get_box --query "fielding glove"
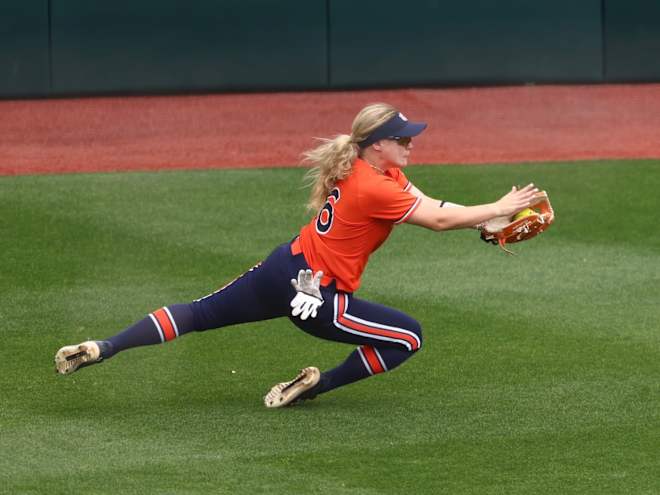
[290,269,324,320]
[480,191,555,254]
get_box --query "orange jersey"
[297,158,421,292]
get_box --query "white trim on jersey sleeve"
[394,196,422,224]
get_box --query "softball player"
[54,103,538,408]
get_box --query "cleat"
[54,341,103,375]
[264,367,321,408]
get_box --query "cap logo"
[398,112,408,121]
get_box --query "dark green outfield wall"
[330,0,602,86]
[2,0,660,97]
[605,0,660,81]
[50,0,327,94]
[0,1,50,97]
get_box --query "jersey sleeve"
[388,168,412,191]
[359,175,421,224]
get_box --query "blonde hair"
[303,103,399,211]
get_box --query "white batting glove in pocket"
[290,269,324,320]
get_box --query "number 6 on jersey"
[315,188,340,235]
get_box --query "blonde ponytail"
[303,134,357,211]
[303,103,399,211]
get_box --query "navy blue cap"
[358,112,427,149]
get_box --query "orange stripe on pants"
[361,346,385,374]
[337,295,419,351]
[153,308,177,341]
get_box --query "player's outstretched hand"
[290,269,324,320]
[493,184,539,218]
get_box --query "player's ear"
[372,140,384,151]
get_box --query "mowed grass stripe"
[1,160,658,494]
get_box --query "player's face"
[380,137,413,168]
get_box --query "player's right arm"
[405,184,538,231]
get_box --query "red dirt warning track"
[1,84,659,175]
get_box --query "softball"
[514,208,536,221]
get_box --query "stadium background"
[1,1,659,494]
[3,0,660,97]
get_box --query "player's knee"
[408,318,423,352]
[414,332,423,352]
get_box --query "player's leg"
[303,293,423,397]
[53,303,196,375]
[55,243,294,375]
[265,291,422,406]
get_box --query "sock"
[315,345,415,395]
[102,304,195,358]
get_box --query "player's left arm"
[407,183,475,223]
[405,184,538,232]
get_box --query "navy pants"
[107,240,423,392]
[191,241,423,376]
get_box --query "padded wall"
[605,0,660,81]
[329,0,603,87]
[3,1,660,98]
[0,1,50,97]
[50,0,327,94]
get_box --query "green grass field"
[2,160,659,494]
